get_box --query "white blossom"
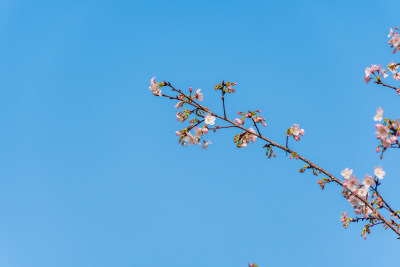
[204,113,216,125]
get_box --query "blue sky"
[1,0,400,266]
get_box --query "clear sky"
[1,0,400,266]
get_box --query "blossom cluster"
[340,166,386,233]
[233,127,257,148]
[364,64,387,84]
[175,112,216,149]
[364,28,400,95]
[388,27,400,53]
[214,81,237,93]
[373,107,400,156]
[235,110,267,127]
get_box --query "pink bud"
[246,113,251,118]
[262,123,267,127]
[376,147,380,153]
[202,128,209,134]
[294,136,300,141]
[189,87,193,92]
[257,109,261,113]
[299,129,305,136]
[176,131,181,136]
[237,111,241,115]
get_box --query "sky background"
[1,0,400,266]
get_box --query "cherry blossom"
[194,89,203,102]
[341,168,353,179]
[202,141,211,149]
[347,175,360,191]
[393,73,400,81]
[390,33,400,47]
[341,212,348,223]
[382,137,392,148]
[374,166,386,180]
[174,101,183,109]
[248,127,257,143]
[388,28,394,38]
[380,69,388,78]
[149,77,162,96]
[362,174,375,188]
[194,126,203,138]
[234,118,243,126]
[176,112,185,123]
[184,132,200,145]
[365,67,373,77]
[388,62,398,73]
[288,124,305,141]
[375,124,389,139]
[357,186,368,198]
[348,196,358,207]
[204,113,216,125]
[373,107,384,122]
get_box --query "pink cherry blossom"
[174,101,183,109]
[371,64,382,72]
[393,73,400,81]
[348,196,358,207]
[391,33,400,47]
[363,174,375,188]
[374,166,385,180]
[194,89,203,102]
[202,141,212,149]
[184,132,200,145]
[382,138,391,148]
[149,77,162,96]
[347,175,360,191]
[388,62,399,73]
[380,69,388,78]
[341,168,353,179]
[365,67,373,77]
[388,28,394,38]
[341,212,348,223]
[204,113,216,125]
[194,127,203,138]
[176,112,184,123]
[202,127,209,134]
[357,186,368,198]
[248,127,257,143]
[375,124,389,139]
[289,124,305,141]
[234,118,243,126]
[354,208,362,215]
[373,107,383,122]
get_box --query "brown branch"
[160,84,400,238]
